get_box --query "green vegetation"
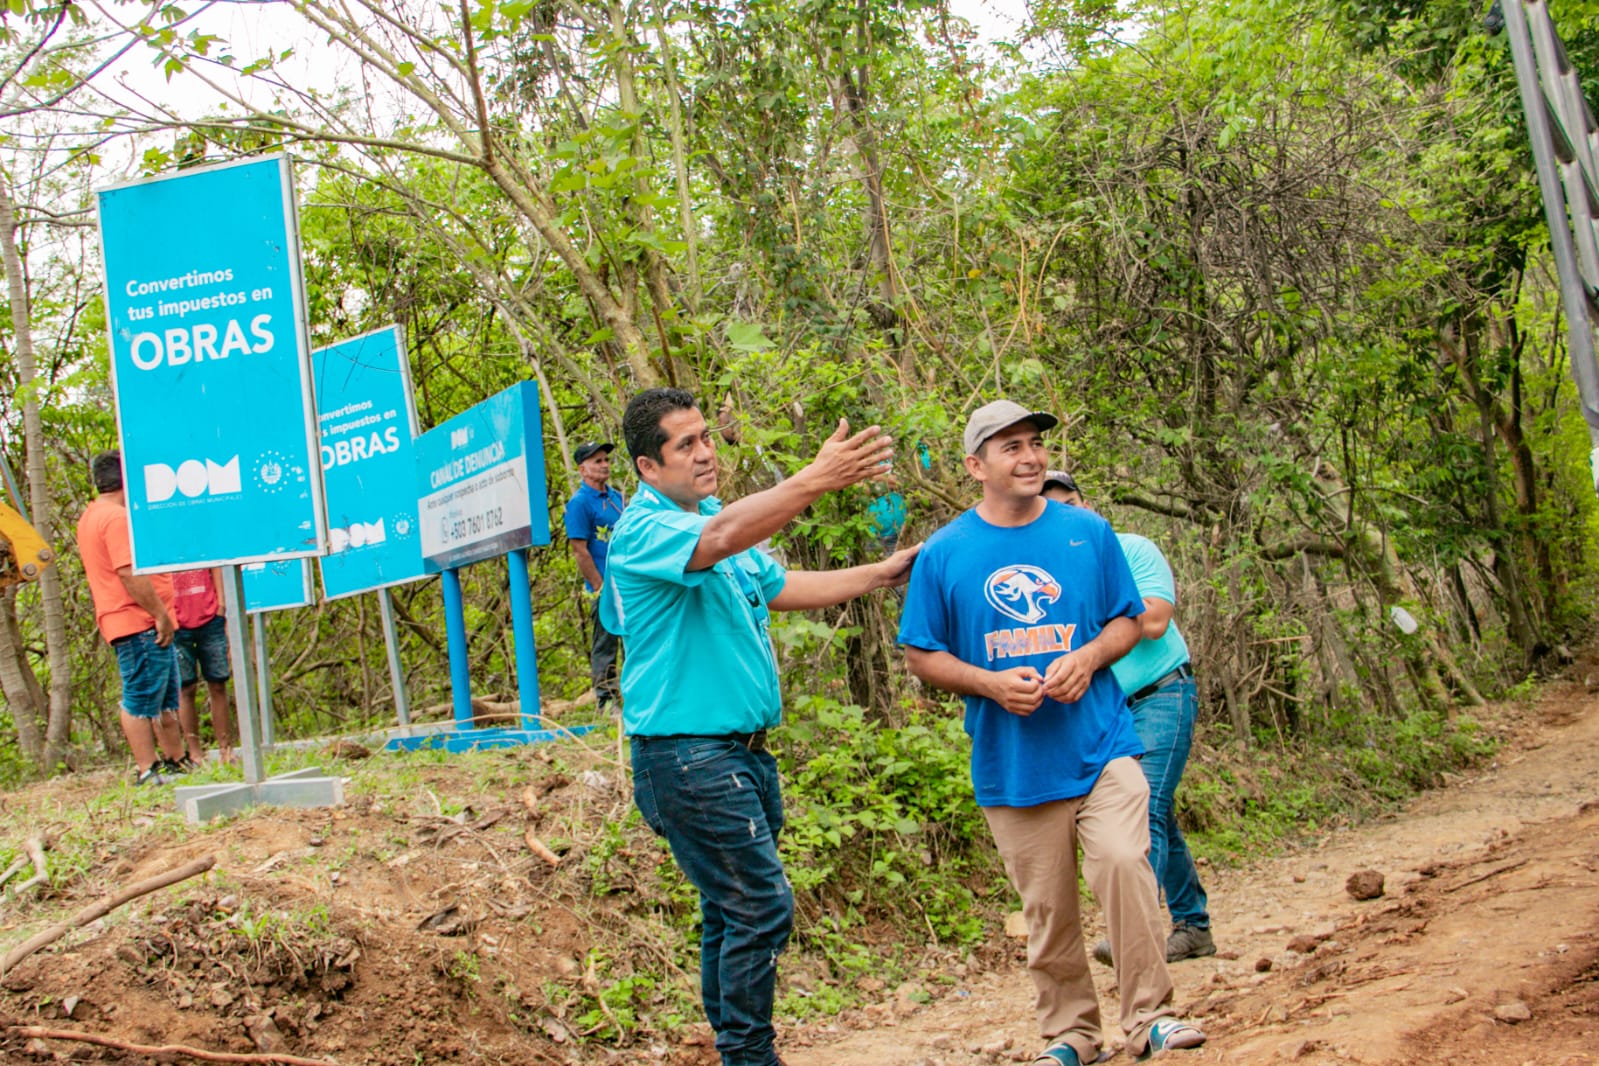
[0,0,1592,1052]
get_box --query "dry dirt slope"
[781,680,1599,1066]
[0,679,1593,1065]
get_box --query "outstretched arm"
[687,419,893,571]
[770,544,920,611]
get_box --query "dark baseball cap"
[573,441,615,464]
[1042,470,1079,494]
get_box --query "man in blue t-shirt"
[1043,472,1216,969]
[563,440,627,710]
[898,401,1206,1066]
[601,387,919,1066]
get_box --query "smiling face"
[965,420,1049,504]
[636,407,718,510]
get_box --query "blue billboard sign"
[242,558,313,613]
[314,327,425,600]
[414,381,549,573]
[96,155,324,573]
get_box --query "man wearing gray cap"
[898,401,1205,1064]
[563,440,626,710]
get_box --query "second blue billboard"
[314,326,427,599]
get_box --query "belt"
[634,730,768,753]
[1129,662,1193,703]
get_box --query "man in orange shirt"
[77,450,188,785]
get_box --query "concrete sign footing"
[175,766,345,824]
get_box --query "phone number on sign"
[441,506,504,544]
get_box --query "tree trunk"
[1439,323,1540,660]
[0,587,45,762]
[0,178,72,773]
[831,14,904,372]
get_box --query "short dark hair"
[91,450,123,493]
[622,388,698,471]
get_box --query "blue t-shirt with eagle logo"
[898,501,1145,807]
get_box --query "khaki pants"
[983,756,1175,1061]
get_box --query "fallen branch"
[1444,859,1528,894]
[0,853,216,976]
[8,1025,339,1065]
[0,834,48,893]
[10,836,49,897]
[523,829,561,867]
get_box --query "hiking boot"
[1136,1018,1206,1059]
[1091,939,1114,967]
[135,766,173,787]
[1166,923,1216,962]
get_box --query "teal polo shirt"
[598,483,788,736]
[1109,532,1191,695]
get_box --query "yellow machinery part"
[0,499,53,590]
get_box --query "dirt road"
[782,678,1599,1066]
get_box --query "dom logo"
[984,564,1062,624]
[329,519,386,553]
[144,457,241,502]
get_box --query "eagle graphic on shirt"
[982,564,1076,662]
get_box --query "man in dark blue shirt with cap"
[563,440,627,710]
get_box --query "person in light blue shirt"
[562,440,626,709]
[601,387,918,1066]
[899,401,1206,1066]
[1042,471,1216,968]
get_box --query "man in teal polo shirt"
[601,387,918,1066]
[1042,472,1216,968]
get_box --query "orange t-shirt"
[76,495,174,643]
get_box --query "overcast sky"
[100,0,1034,120]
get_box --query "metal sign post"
[172,566,344,822]
[238,557,312,751]
[222,566,263,785]
[378,588,412,730]
[1501,0,1599,488]
[251,612,274,749]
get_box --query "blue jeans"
[631,736,793,1066]
[1130,677,1209,929]
[174,615,231,686]
[112,628,182,719]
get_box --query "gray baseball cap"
[963,400,1059,456]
